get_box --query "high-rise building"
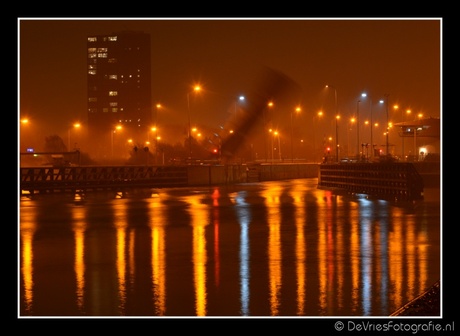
[87,31,151,160]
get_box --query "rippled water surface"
[19,178,441,317]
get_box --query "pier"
[317,162,426,202]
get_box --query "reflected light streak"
[113,201,128,314]
[128,229,136,290]
[325,195,336,315]
[234,191,251,316]
[20,206,37,315]
[72,206,87,313]
[149,193,167,315]
[262,186,282,316]
[318,191,331,314]
[290,183,306,315]
[335,196,344,310]
[212,188,221,289]
[389,209,403,309]
[406,218,416,301]
[350,203,360,314]
[185,194,209,316]
[417,223,429,302]
[377,207,389,315]
[358,198,373,316]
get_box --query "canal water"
[18,178,441,317]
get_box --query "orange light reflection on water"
[262,185,282,316]
[185,194,209,316]
[20,200,37,315]
[148,193,167,315]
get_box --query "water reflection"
[19,179,440,317]
[233,190,251,316]
[20,198,36,314]
[113,200,128,314]
[148,193,167,315]
[184,193,209,316]
[71,205,87,313]
[290,182,306,315]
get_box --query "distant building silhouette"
[87,31,151,160]
[394,117,440,161]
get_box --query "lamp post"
[265,102,274,162]
[360,93,371,157]
[326,85,338,162]
[68,123,81,151]
[401,108,411,161]
[234,95,245,115]
[414,113,423,161]
[290,106,301,162]
[269,129,274,163]
[187,85,201,159]
[111,125,122,158]
[274,131,281,160]
[20,118,29,152]
[384,94,390,157]
[360,93,384,159]
[335,114,340,160]
[313,111,323,162]
[357,100,361,160]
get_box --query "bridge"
[20,163,320,195]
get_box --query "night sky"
[18,17,441,152]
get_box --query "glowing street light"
[265,101,274,162]
[290,106,301,162]
[68,123,81,151]
[274,130,281,161]
[111,124,122,158]
[187,85,201,159]
[326,85,338,162]
[312,111,323,161]
[234,95,245,115]
[360,93,384,159]
[384,94,390,157]
[357,99,361,159]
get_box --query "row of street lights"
[22,82,411,163]
[324,86,391,161]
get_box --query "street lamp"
[396,106,411,161]
[348,117,356,158]
[326,85,338,162]
[265,101,274,162]
[313,111,323,161]
[274,130,281,161]
[20,118,29,152]
[187,85,201,159]
[68,123,81,151]
[234,95,245,115]
[111,124,122,158]
[290,106,301,162]
[150,126,159,164]
[414,113,423,161]
[360,93,384,159]
[269,129,274,163]
[384,94,390,157]
[357,100,361,160]
[154,103,161,125]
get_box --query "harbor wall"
[187,163,320,186]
